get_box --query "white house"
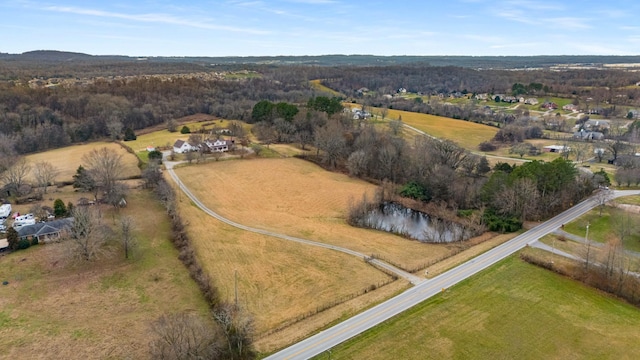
[205,139,232,152]
[173,139,196,154]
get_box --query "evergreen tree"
[53,199,67,218]
[6,228,19,250]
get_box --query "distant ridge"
[3,50,130,62]
[1,50,640,69]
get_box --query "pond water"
[362,202,466,243]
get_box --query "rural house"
[173,139,196,153]
[524,98,539,105]
[574,129,604,140]
[204,138,233,152]
[17,218,74,243]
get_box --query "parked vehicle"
[0,203,11,221]
[12,219,36,229]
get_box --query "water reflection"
[362,202,466,243]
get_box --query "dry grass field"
[172,194,394,338]
[24,142,140,183]
[309,79,343,97]
[385,109,498,150]
[0,189,210,359]
[174,158,458,270]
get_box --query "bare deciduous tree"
[0,157,31,196]
[82,147,124,199]
[149,312,224,360]
[106,119,123,140]
[119,216,137,259]
[214,304,255,360]
[66,206,110,261]
[105,182,129,210]
[594,189,614,216]
[33,161,58,194]
[388,118,403,136]
[314,121,347,168]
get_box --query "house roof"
[173,139,185,148]
[17,218,74,239]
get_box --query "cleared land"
[0,189,210,359]
[24,142,140,183]
[174,157,460,270]
[309,80,343,97]
[316,254,640,359]
[172,193,394,339]
[377,107,497,150]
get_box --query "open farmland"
[173,158,461,270]
[24,142,140,183]
[383,109,498,150]
[172,194,395,344]
[317,254,640,360]
[0,189,210,359]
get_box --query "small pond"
[362,202,468,243]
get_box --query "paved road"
[265,190,640,360]
[165,164,423,285]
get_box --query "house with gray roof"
[17,218,73,243]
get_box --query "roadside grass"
[315,254,640,360]
[539,234,640,272]
[384,108,498,150]
[562,206,640,252]
[174,158,460,270]
[310,80,343,97]
[24,142,140,183]
[171,190,392,338]
[616,195,640,206]
[0,189,210,359]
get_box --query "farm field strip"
[166,164,422,284]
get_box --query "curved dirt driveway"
[165,162,422,285]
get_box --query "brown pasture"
[24,142,140,183]
[0,189,210,359]
[173,196,393,337]
[174,158,458,271]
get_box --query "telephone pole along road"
[265,190,640,360]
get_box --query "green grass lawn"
[616,195,640,206]
[314,255,640,360]
[562,207,640,252]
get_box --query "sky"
[1,0,639,57]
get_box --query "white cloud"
[43,5,270,35]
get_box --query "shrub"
[124,127,137,141]
[148,150,163,162]
[483,209,522,232]
[31,236,39,246]
[16,239,31,250]
[478,141,497,152]
[180,126,191,134]
[400,181,431,202]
